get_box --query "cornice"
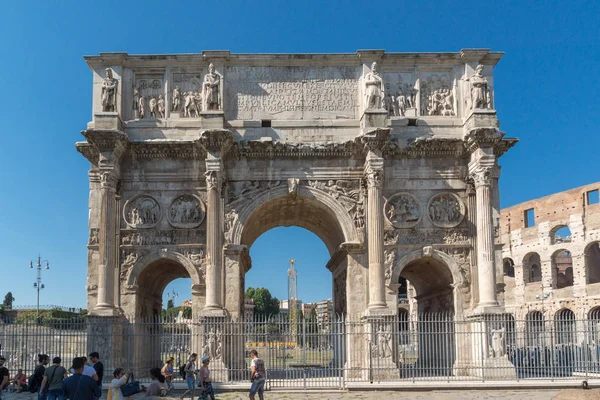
[76,142,100,165]
[230,140,362,159]
[128,140,206,160]
[493,138,519,158]
[384,138,467,159]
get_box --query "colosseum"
[500,182,600,323]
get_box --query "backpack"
[179,365,186,378]
[28,373,39,393]
[158,383,168,397]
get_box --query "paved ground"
[4,388,600,400]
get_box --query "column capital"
[100,170,119,190]
[471,168,493,188]
[205,170,224,192]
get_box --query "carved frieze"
[439,247,471,294]
[382,73,417,117]
[427,193,466,228]
[120,250,143,281]
[167,194,206,228]
[227,180,281,205]
[89,229,99,246]
[171,72,202,117]
[420,73,454,116]
[120,229,206,246]
[223,209,238,243]
[384,228,469,246]
[231,140,360,159]
[134,75,164,119]
[333,274,347,315]
[182,249,206,280]
[385,192,422,229]
[226,66,358,120]
[123,195,161,228]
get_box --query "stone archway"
[225,183,363,318]
[123,248,206,321]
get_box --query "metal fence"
[2,312,600,388]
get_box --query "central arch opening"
[238,192,352,385]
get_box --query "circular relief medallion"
[384,192,422,228]
[124,195,161,228]
[168,194,206,228]
[427,192,465,228]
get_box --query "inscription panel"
[225,66,359,120]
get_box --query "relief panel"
[123,195,161,229]
[420,71,455,116]
[427,192,466,228]
[225,66,359,120]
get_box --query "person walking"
[249,350,265,400]
[179,353,197,400]
[40,357,67,400]
[198,356,214,400]
[32,354,50,400]
[62,358,100,400]
[69,356,98,383]
[161,357,175,393]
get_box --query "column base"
[364,306,394,317]
[92,304,122,317]
[200,111,225,129]
[200,306,227,317]
[470,303,503,316]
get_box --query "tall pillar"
[472,166,500,311]
[81,129,128,317]
[199,130,232,316]
[365,154,387,311]
[95,170,119,312]
[466,180,479,306]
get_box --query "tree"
[245,287,280,317]
[167,299,174,309]
[3,292,15,309]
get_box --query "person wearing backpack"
[249,350,266,400]
[179,353,197,400]
[40,357,67,400]
[30,354,49,399]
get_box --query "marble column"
[472,167,500,310]
[204,169,224,313]
[365,153,386,311]
[466,180,479,305]
[95,170,119,314]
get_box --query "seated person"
[11,369,27,392]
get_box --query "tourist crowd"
[0,350,266,400]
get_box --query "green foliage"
[162,306,192,321]
[245,287,280,316]
[167,299,174,309]
[3,292,15,309]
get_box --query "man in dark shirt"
[62,358,100,400]
[0,356,9,397]
[89,352,103,388]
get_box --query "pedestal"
[480,356,517,380]
[360,109,388,131]
[404,107,417,118]
[87,316,127,376]
[200,111,225,129]
[93,112,122,130]
[362,316,399,381]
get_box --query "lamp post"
[29,256,50,321]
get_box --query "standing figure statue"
[149,96,158,119]
[172,86,181,111]
[138,95,146,119]
[202,63,221,111]
[101,68,118,112]
[364,62,384,109]
[466,64,491,110]
[157,95,165,118]
[490,327,505,358]
[133,88,139,117]
[377,326,392,358]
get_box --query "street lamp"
[29,256,50,321]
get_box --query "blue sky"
[0,0,598,309]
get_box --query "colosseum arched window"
[523,253,542,284]
[552,249,573,289]
[554,308,575,344]
[586,242,600,284]
[550,225,572,245]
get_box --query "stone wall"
[500,182,600,319]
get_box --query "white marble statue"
[101,68,118,112]
[203,63,221,111]
[149,96,158,119]
[172,86,181,111]
[490,327,505,358]
[466,64,491,110]
[157,95,165,118]
[364,62,384,110]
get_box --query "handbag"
[120,373,141,397]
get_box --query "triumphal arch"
[77,49,517,380]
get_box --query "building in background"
[316,299,332,330]
[244,298,255,322]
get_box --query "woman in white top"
[108,368,132,400]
